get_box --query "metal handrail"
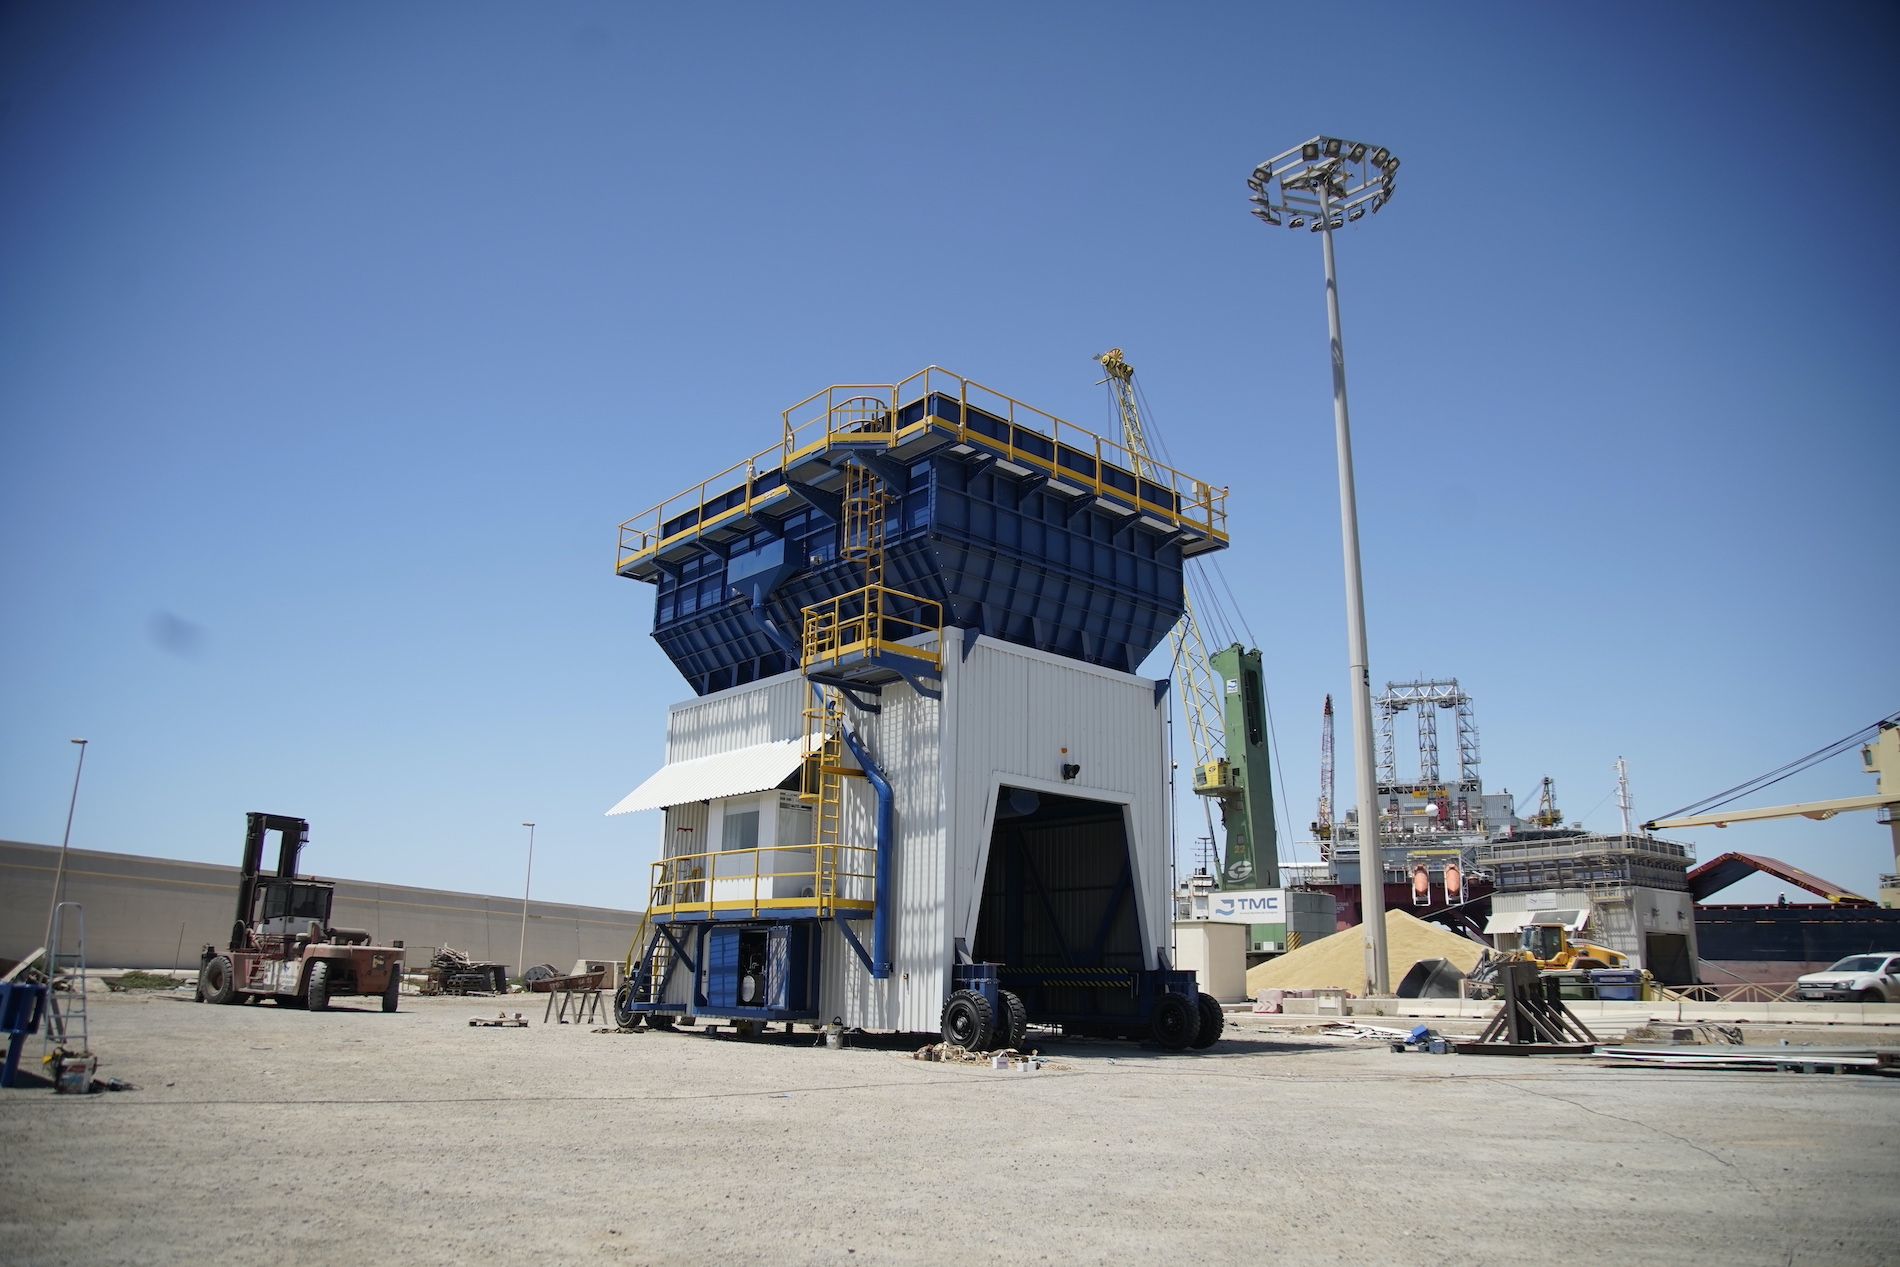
[615,366,1228,572]
[801,584,943,669]
[648,843,876,918]
[1652,981,1804,1004]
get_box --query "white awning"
[605,738,808,816]
[1484,906,1591,936]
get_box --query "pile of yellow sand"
[1245,909,1485,997]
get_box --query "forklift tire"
[199,956,237,1006]
[382,971,401,1014]
[1190,993,1224,1049]
[647,1013,677,1031]
[940,989,994,1050]
[306,961,332,1012]
[1150,992,1202,1050]
[996,989,1028,1050]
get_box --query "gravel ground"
[2,990,1897,1266]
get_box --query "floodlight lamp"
[1347,142,1367,162]
[1247,173,1267,194]
[1290,216,1306,228]
[1348,207,1365,221]
[1301,141,1320,161]
[1385,156,1402,174]
[1252,163,1273,185]
[1322,137,1342,158]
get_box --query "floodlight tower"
[1247,135,1400,994]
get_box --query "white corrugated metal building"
[612,633,1170,1033]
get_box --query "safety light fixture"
[1243,134,1402,997]
[1241,135,1398,233]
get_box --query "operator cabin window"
[722,808,760,853]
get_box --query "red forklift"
[196,813,405,1012]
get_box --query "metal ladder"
[42,902,89,1063]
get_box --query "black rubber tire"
[940,989,994,1050]
[647,1013,677,1031]
[382,970,401,1014]
[996,989,1028,1051]
[198,956,237,1006]
[612,983,641,1030]
[1860,989,1884,1004]
[1190,992,1224,1050]
[306,960,332,1012]
[1150,991,1202,1050]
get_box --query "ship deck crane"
[1097,348,1277,890]
[1644,718,1900,906]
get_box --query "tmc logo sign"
[1211,891,1283,920]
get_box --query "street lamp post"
[516,821,537,983]
[1247,135,1400,994]
[42,738,89,962]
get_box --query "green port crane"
[1097,348,1278,890]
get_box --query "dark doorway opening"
[973,788,1143,979]
[1644,932,1695,985]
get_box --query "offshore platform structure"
[607,368,1231,1049]
[1376,678,1481,835]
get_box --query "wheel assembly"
[198,956,237,1006]
[1190,992,1224,1049]
[305,960,331,1012]
[940,989,994,1050]
[1149,991,1202,1050]
[612,983,641,1030]
[996,989,1028,1050]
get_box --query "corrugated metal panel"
[665,671,809,761]
[605,738,805,815]
[640,634,1166,1035]
[660,803,708,860]
[817,669,945,1032]
[944,637,1170,970]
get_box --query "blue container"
[1591,969,1641,1001]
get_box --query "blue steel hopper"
[616,367,1229,697]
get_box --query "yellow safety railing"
[801,585,944,671]
[646,844,877,919]
[614,366,1228,573]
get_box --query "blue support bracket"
[805,674,884,714]
[837,915,875,976]
[847,452,909,494]
[960,625,981,662]
[1153,676,1171,706]
[783,477,842,525]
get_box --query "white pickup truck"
[1795,953,1900,1003]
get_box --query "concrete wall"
[1,840,642,976]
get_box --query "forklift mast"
[231,812,311,951]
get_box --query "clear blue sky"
[3,2,1895,912]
